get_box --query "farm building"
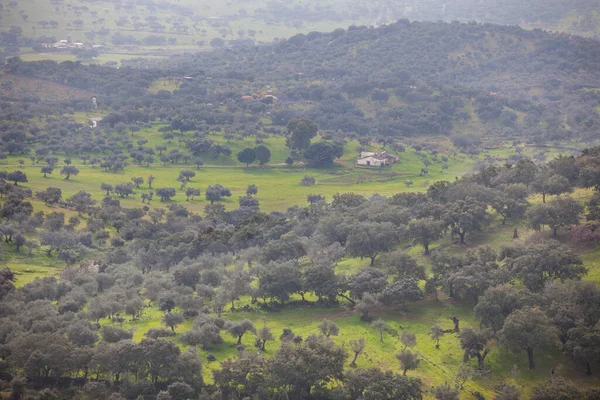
[357,155,387,167]
[88,117,103,128]
[357,151,400,167]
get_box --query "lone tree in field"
[246,184,258,196]
[397,349,420,376]
[371,318,388,342]
[185,188,201,201]
[148,174,155,189]
[131,177,144,188]
[205,184,232,204]
[255,325,274,351]
[225,319,256,345]
[401,331,417,349]
[60,165,79,180]
[254,145,271,166]
[237,148,256,167]
[300,175,316,186]
[156,187,176,202]
[499,307,559,369]
[41,165,54,178]
[286,118,318,152]
[318,319,340,338]
[101,183,113,196]
[179,170,196,181]
[349,337,366,367]
[7,170,27,185]
[429,324,444,348]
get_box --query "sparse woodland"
[0,17,599,400]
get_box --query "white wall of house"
[357,157,386,167]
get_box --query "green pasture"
[18,51,165,65]
[98,289,600,398]
[1,0,367,54]
[0,119,483,214]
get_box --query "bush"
[300,176,316,186]
[571,225,600,243]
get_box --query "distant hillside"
[0,0,597,60]
[153,21,600,143]
[4,20,600,149]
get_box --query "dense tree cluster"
[0,146,599,398]
[3,20,600,165]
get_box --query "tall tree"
[286,118,318,152]
[162,312,185,333]
[499,307,559,369]
[509,240,586,292]
[255,326,274,351]
[7,170,27,185]
[432,381,460,400]
[407,218,444,255]
[355,292,382,321]
[531,170,572,203]
[237,148,256,167]
[447,246,509,303]
[254,145,271,166]
[575,147,600,190]
[349,337,366,367]
[60,165,79,180]
[344,368,422,400]
[268,334,347,398]
[442,199,487,244]
[526,196,583,237]
[346,222,398,266]
[430,324,444,349]
[225,319,256,345]
[564,326,600,375]
[460,327,492,370]
[474,284,541,333]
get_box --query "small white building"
[89,117,103,128]
[357,156,387,167]
[357,151,399,167]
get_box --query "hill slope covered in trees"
[5,20,600,149]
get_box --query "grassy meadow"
[0,117,482,214]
